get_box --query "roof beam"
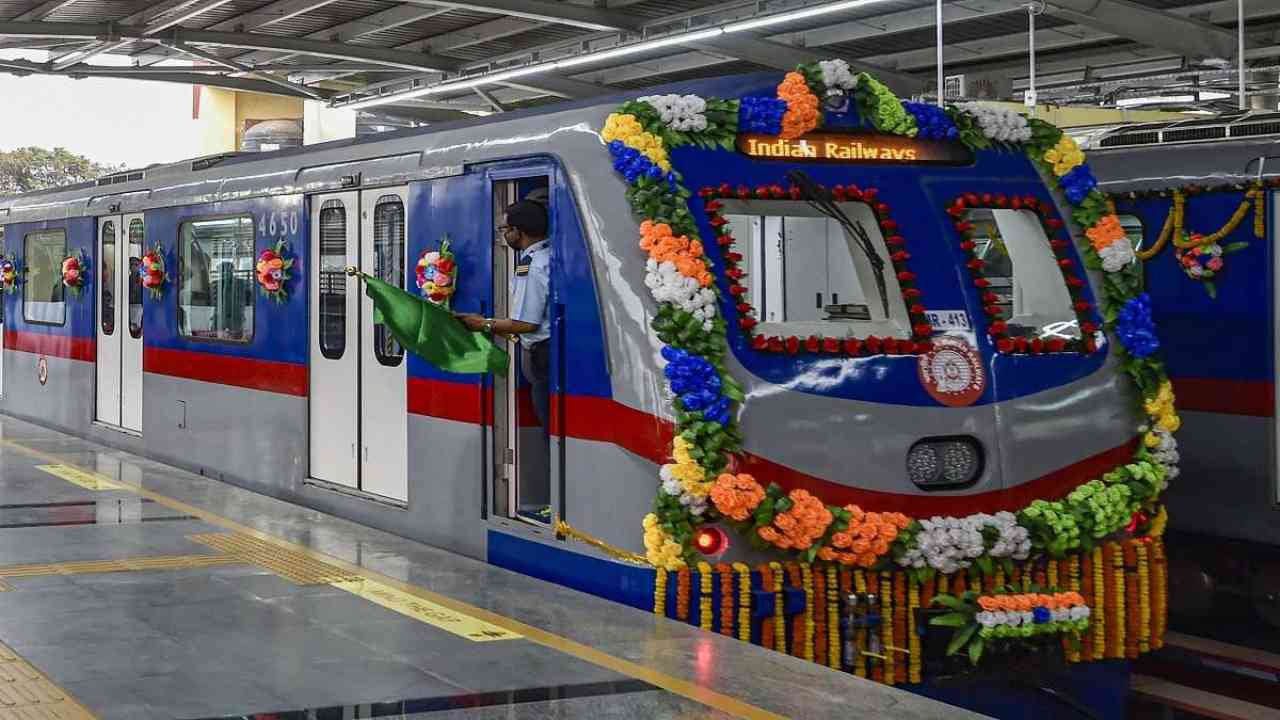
[703,35,923,93]
[1042,0,1240,60]
[161,39,327,98]
[126,0,349,65]
[399,0,636,31]
[229,4,457,66]
[0,56,318,96]
[9,0,81,22]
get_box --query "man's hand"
[454,313,487,332]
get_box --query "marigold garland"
[1092,547,1106,660]
[734,562,752,643]
[771,561,786,652]
[854,570,867,678]
[654,568,667,617]
[802,564,816,662]
[814,566,827,666]
[908,576,922,683]
[717,562,734,637]
[1111,544,1125,658]
[698,561,714,632]
[676,568,691,621]
[1136,542,1151,653]
[893,572,907,683]
[880,573,895,686]
[759,564,774,650]
[1068,555,1082,662]
[1124,543,1139,659]
[827,566,840,670]
[788,564,804,657]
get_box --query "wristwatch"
[483,319,495,334]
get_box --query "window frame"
[127,218,144,339]
[100,221,116,337]
[23,228,67,327]
[316,199,347,361]
[371,194,405,368]
[175,213,256,345]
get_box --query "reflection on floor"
[0,415,981,720]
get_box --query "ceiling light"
[554,28,725,69]
[723,0,896,33]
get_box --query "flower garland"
[255,240,294,302]
[717,561,734,637]
[1,254,21,294]
[602,60,1177,586]
[60,249,87,298]
[698,561,714,632]
[930,589,1090,665]
[138,245,168,300]
[416,237,457,307]
[734,562,751,642]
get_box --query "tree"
[0,147,126,195]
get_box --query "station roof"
[0,0,1277,121]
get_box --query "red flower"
[752,334,768,350]
[704,200,723,212]
[897,271,916,282]
[966,258,985,271]
[982,292,1000,304]
[865,336,882,354]
[1065,276,1084,288]
[886,235,906,247]
[1080,321,1098,334]
[964,192,979,206]
[1046,218,1064,230]
[755,186,770,199]
[984,305,1001,316]
[974,278,991,288]
[770,185,785,199]
[997,338,1015,353]
[1050,239,1069,251]
[988,321,1007,336]
[848,185,864,200]
[996,194,1008,207]
[832,185,846,201]
[913,323,933,337]
[726,252,743,263]
[946,206,965,218]
[1011,196,1023,209]
[822,337,841,353]
[1057,258,1074,269]
[909,303,926,315]
[960,240,977,251]
[915,341,933,354]
[1085,338,1098,353]
[729,285,747,296]
[717,235,733,247]
[898,340,916,354]
[954,222,974,233]
[785,336,800,354]
[891,251,911,263]
[726,268,744,280]
[1030,338,1044,354]
[699,187,716,198]
[768,336,784,353]
[1023,195,1037,209]
[981,193,993,204]
[736,303,753,314]
[902,287,922,299]
[1074,300,1092,312]
[862,187,878,201]
[436,258,455,273]
[709,216,728,228]
[789,186,802,200]
[259,250,276,262]
[718,183,733,196]
[874,202,890,215]
[1014,337,1029,353]
[1046,338,1067,353]
[951,197,968,209]
[844,338,863,356]
[805,335,820,353]
[739,317,758,331]
[880,220,898,232]
[882,338,900,354]
[736,185,751,200]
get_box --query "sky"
[0,50,199,168]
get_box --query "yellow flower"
[642,512,687,570]
[1156,413,1181,433]
[1143,432,1161,448]
[1043,135,1085,176]
[601,112,671,172]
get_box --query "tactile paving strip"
[0,554,242,579]
[0,642,94,719]
[187,533,361,585]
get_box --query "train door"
[307,189,409,503]
[95,214,144,433]
[490,174,552,525]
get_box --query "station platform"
[0,414,981,720]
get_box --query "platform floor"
[0,414,981,720]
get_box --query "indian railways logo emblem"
[37,357,48,386]
[917,336,985,407]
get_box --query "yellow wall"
[195,87,304,155]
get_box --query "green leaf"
[1204,280,1217,300]
[947,623,977,656]
[932,594,963,610]
[928,612,969,627]
[968,636,985,665]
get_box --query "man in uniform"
[456,200,551,429]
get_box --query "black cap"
[505,200,548,237]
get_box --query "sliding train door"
[307,189,408,503]
[95,213,143,433]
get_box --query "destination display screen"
[737,132,973,165]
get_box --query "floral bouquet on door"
[138,245,168,300]
[255,240,294,303]
[60,249,88,298]
[416,235,457,308]
[0,254,21,294]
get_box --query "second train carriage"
[0,66,1173,714]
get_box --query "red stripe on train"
[408,376,1139,516]
[3,330,95,362]
[1171,377,1274,417]
[143,347,308,396]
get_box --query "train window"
[318,200,347,360]
[721,199,910,338]
[963,208,1081,341]
[177,215,255,343]
[128,219,143,339]
[101,222,115,336]
[23,229,66,326]
[372,195,404,367]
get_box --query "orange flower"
[818,547,838,562]
[845,504,865,524]
[1086,214,1125,252]
[851,538,871,554]
[777,72,820,140]
[857,553,878,568]
[709,473,765,521]
[831,532,853,549]
[758,526,780,543]
[978,596,1000,611]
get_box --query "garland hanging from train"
[598,60,1178,587]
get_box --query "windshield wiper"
[785,169,890,319]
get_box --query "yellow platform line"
[1,437,784,720]
[0,555,242,580]
[0,642,95,719]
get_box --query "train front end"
[600,64,1175,696]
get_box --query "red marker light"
[694,526,728,556]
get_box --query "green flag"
[359,273,508,376]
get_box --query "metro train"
[0,66,1170,714]
[1088,119,1280,631]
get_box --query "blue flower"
[1033,606,1052,624]
[661,345,731,425]
[902,102,958,141]
[738,96,787,135]
[1116,293,1160,359]
[1060,164,1098,205]
[608,140,660,184]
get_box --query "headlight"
[907,437,983,488]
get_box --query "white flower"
[817,59,857,91]
[1007,612,1022,627]
[637,94,709,132]
[1099,237,1136,273]
[976,612,997,627]
[955,102,1033,144]
[1070,606,1091,621]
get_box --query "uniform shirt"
[511,239,551,345]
